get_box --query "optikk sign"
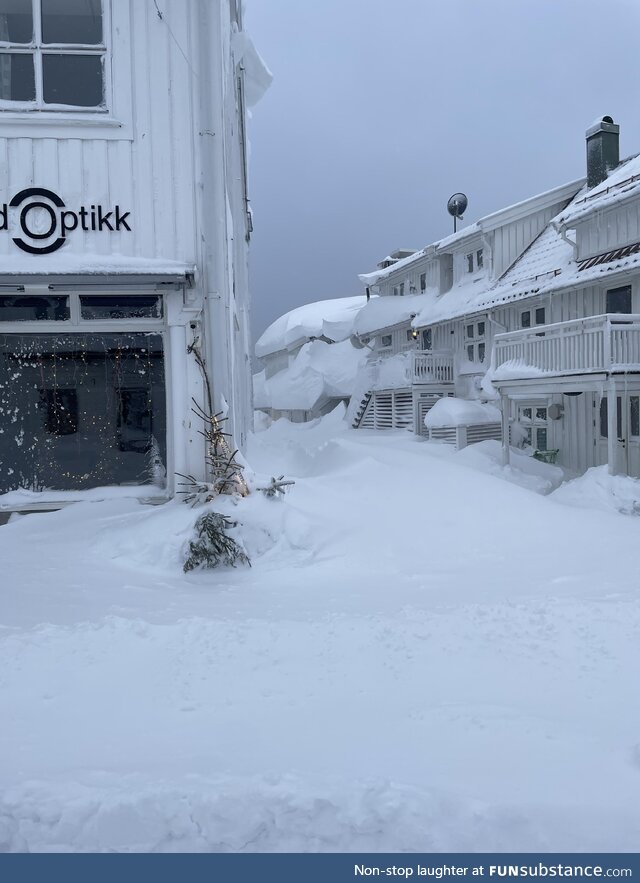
[0,187,132,255]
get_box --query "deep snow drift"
[1,410,640,852]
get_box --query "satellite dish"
[447,192,468,232]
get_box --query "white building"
[352,117,640,479]
[0,0,270,509]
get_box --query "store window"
[0,0,106,109]
[0,331,166,493]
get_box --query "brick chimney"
[586,116,620,189]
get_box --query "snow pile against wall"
[255,296,370,359]
[425,397,502,429]
[550,465,640,516]
[253,339,368,412]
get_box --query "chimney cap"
[586,115,619,138]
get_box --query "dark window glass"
[606,285,632,314]
[535,307,546,325]
[80,296,163,320]
[43,53,103,106]
[467,344,474,361]
[466,324,473,339]
[41,0,103,44]
[521,407,532,420]
[399,283,404,296]
[466,254,473,273]
[39,388,77,435]
[0,295,69,321]
[476,249,483,269]
[0,332,166,493]
[600,397,608,438]
[0,0,33,42]
[599,397,623,438]
[521,311,531,328]
[420,273,426,292]
[0,52,35,100]
[380,335,392,347]
[536,428,547,451]
[422,328,432,350]
[406,329,414,341]
[631,397,640,437]
[478,342,485,362]
[477,321,485,337]
[536,407,547,420]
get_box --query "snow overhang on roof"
[0,253,195,288]
[557,156,640,227]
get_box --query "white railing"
[494,314,640,378]
[411,351,455,384]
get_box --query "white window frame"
[463,316,487,363]
[0,0,132,140]
[518,403,549,450]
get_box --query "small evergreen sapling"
[183,512,250,572]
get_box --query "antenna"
[447,192,468,233]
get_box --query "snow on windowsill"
[0,485,169,512]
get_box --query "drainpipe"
[551,221,577,261]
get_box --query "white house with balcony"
[351,116,640,478]
[0,0,270,510]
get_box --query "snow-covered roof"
[255,296,370,359]
[352,292,429,336]
[253,338,367,411]
[424,398,501,429]
[558,154,640,227]
[410,189,586,328]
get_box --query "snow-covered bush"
[183,512,251,572]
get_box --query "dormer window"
[0,0,106,110]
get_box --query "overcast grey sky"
[245,0,640,342]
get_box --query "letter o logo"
[9,187,66,255]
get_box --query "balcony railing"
[411,351,454,384]
[494,314,640,379]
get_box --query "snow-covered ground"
[1,409,640,852]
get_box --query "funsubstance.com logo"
[0,188,132,255]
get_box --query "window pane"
[0,0,33,42]
[536,428,547,451]
[80,296,163,320]
[0,295,69,321]
[536,407,547,420]
[466,254,473,273]
[380,335,391,347]
[606,285,632,314]
[520,311,531,328]
[477,321,485,337]
[467,344,474,361]
[631,397,640,437]
[422,329,432,350]
[466,324,473,339]
[600,398,608,438]
[41,0,102,44]
[43,53,103,106]
[478,342,485,362]
[0,332,166,493]
[0,52,35,100]
[476,249,483,268]
[535,307,546,325]
[521,407,532,420]
[420,273,426,291]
